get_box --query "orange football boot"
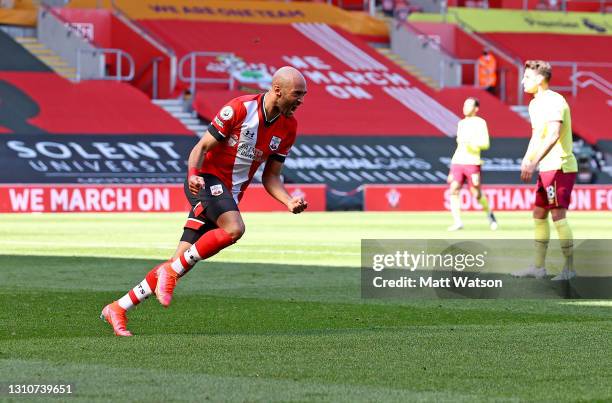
[155,263,179,307]
[100,301,133,337]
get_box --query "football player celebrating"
[101,66,308,336]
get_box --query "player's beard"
[282,101,299,117]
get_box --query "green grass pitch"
[0,211,611,402]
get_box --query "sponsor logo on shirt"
[214,116,224,128]
[237,142,264,162]
[242,129,255,140]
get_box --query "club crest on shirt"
[269,136,281,151]
[210,184,223,196]
[228,134,238,147]
[219,106,234,121]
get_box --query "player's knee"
[225,222,245,242]
[550,208,566,222]
[470,187,481,198]
[533,207,548,220]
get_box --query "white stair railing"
[178,51,235,96]
[76,48,135,82]
[571,70,612,98]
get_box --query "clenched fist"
[188,175,205,195]
[287,196,308,214]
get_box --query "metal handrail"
[572,71,612,98]
[451,12,525,103]
[548,61,612,96]
[133,56,162,82]
[393,14,511,97]
[395,15,458,61]
[438,58,475,89]
[451,12,522,67]
[76,48,135,82]
[178,52,236,96]
[132,56,163,99]
[111,1,177,91]
[393,13,481,89]
[549,61,612,68]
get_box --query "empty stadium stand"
[135,19,528,137]
[0,26,196,185]
[480,32,612,144]
[407,8,612,146]
[46,6,176,99]
[393,20,523,104]
[56,0,528,194]
[130,17,531,192]
[0,71,191,135]
[0,29,50,72]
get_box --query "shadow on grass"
[0,256,609,340]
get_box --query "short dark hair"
[525,60,552,82]
[466,97,480,107]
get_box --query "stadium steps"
[13,36,77,81]
[152,98,208,136]
[510,105,530,122]
[375,47,440,90]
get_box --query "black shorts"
[182,174,239,239]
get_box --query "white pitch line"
[0,240,360,256]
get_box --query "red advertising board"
[238,184,326,212]
[0,184,326,213]
[364,184,612,212]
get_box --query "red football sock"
[116,263,162,311]
[115,229,234,310]
[170,229,234,275]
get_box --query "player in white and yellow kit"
[512,60,578,281]
[447,97,497,231]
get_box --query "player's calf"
[156,228,236,307]
[115,263,162,311]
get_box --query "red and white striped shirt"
[203,93,297,202]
